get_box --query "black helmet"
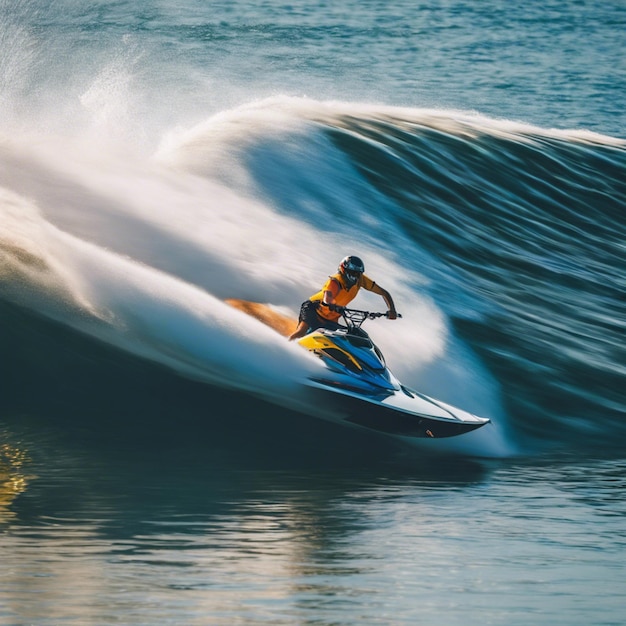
[339,255,364,286]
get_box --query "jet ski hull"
[305,377,489,439]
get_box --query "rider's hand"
[387,310,398,320]
[328,303,345,313]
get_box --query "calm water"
[2,413,626,626]
[1,0,625,624]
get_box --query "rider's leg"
[288,321,310,341]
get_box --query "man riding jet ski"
[287,256,490,438]
[288,256,398,341]
[227,256,490,438]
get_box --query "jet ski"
[298,307,490,438]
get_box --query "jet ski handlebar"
[337,307,402,328]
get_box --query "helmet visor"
[345,269,362,282]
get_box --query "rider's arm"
[362,276,397,319]
[378,287,397,320]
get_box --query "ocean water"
[1,1,626,624]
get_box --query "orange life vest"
[309,272,382,322]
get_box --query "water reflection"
[2,413,626,625]
[0,440,31,524]
[0,414,494,625]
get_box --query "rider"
[288,255,398,341]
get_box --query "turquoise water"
[1,1,625,624]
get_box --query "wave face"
[156,101,626,454]
[1,2,625,458]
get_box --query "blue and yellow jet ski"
[225,299,490,439]
[298,308,490,438]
